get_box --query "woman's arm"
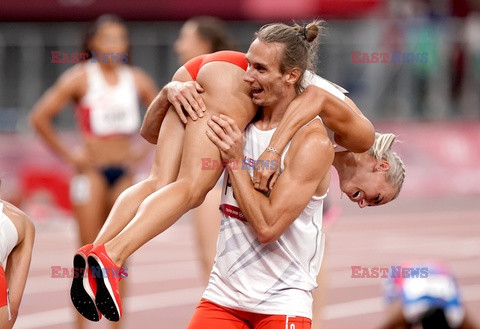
[133,66,159,108]
[253,85,375,191]
[129,67,159,164]
[29,66,87,170]
[3,202,35,327]
[269,85,374,154]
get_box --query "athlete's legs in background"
[312,197,341,329]
[71,170,108,329]
[73,171,108,247]
[312,250,328,329]
[193,185,222,283]
[94,109,185,245]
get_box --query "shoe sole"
[70,254,100,321]
[88,255,121,322]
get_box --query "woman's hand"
[164,81,206,124]
[252,150,280,192]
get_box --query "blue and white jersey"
[384,261,464,328]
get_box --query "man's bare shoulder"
[281,118,333,196]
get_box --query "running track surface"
[14,195,480,329]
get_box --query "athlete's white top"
[303,70,347,101]
[0,202,19,268]
[77,63,140,137]
[203,120,326,319]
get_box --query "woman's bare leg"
[94,110,185,245]
[104,113,225,266]
[97,62,254,266]
[105,172,138,329]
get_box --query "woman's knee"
[147,172,175,191]
[180,179,214,209]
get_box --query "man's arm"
[207,115,333,243]
[140,66,205,144]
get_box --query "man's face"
[243,39,291,107]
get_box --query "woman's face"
[90,22,129,60]
[339,155,397,208]
[174,21,213,65]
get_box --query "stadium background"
[0,0,479,328]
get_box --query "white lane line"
[340,207,480,222]
[15,286,204,328]
[24,260,201,295]
[15,284,480,327]
[324,283,480,320]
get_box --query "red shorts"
[0,266,8,308]
[188,299,311,329]
[184,51,248,80]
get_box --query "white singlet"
[0,202,19,268]
[76,63,140,137]
[303,70,347,101]
[203,121,326,319]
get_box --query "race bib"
[90,96,140,136]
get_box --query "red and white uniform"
[0,202,18,317]
[76,63,140,137]
[0,203,18,271]
[203,121,326,319]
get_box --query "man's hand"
[165,81,206,124]
[253,150,281,192]
[206,114,244,166]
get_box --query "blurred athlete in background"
[30,14,158,328]
[380,260,479,329]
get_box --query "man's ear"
[375,160,390,172]
[285,67,301,86]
